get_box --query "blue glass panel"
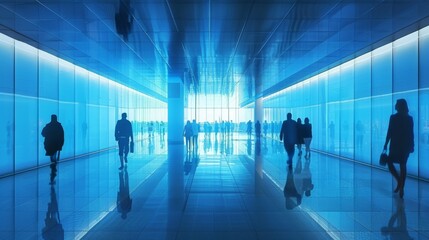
[14,43,38,171]
[59,60,75,159]
[393,33,418,92]
[15,96,38,171]
[0,33,14,93]
[419,26,429,179]
[371,96,392,165]
[340,101,354,159]
[38,52,59,165]
[88,74,100,152]
[0,94,14,175]
[419,90,429,179]
[38,52,58,99]
[75,68,89,155]
[15,42,37,97]
[354,99,371,163]
[372,44,392,96]
[0,34,14,175]
[354,54,371,99]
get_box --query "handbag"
[379,150,388,166]
[130,141,134,153]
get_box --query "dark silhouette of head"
[304,117,309,124]
[51,114,58,122]
[395,99,409,114]
[287,113,292,120]
[122,112,127,119]
[297,118,302,124]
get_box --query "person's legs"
[124,139,130,163]
[304,138,312,158]
[285,144,295,164]
[118,139,125,170]
[387,160,400,192]
[399,163,407,198]
[186,137,191,151]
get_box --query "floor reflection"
[42,183,64,239]
[117,168,132,219]
[283,164,302,209]
[381,198,413,240]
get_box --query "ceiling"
[1,0,429,106]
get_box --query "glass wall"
[0,32,167,177]
[262,26,429,180]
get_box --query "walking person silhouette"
[384,99,414,198]
[115,113,134,170]
[41,114,64,163]
[280,113,297,166]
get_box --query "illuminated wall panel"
[14,42,38,171]
[0,32,167,177]
[419,27,429,179]
[0,34,14,175]
[263,28,427,180]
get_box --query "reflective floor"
[1,133,429,240]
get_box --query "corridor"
[1,133,428,240]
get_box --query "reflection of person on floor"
[42,185,64,240]
[42,114,64,163]
[49,162,58,185]
[302,159,314,197]
[247,138,252,156]
[184,152,192,175]
[293,156,304,197]
[117,168,132,219]
[380,198,412,240]
[283,165,302,210]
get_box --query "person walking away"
[115,112,134,170]
[302,117,313,158]
[247,120,252,138]
[42,114,64,163]
[280,113,297,165]
[384,99,414,198]
[191,120,199,150]
[296,118,304,156]
[183,120,193,152]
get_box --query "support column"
[168,77,184,145]
[167,77,184,209]
[254,82,263,126]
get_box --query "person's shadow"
[49,162,58,185]
[214,138,218,153]
[380,198,413,239]
[302,158,314,197]
[283,165,302,210]
[184,152,192,175]
[42,185,64,240]
[117,168,132,219]
[247,138,252,156]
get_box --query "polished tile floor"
[1,133,428,240]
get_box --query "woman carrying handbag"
[383,99,414,198]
